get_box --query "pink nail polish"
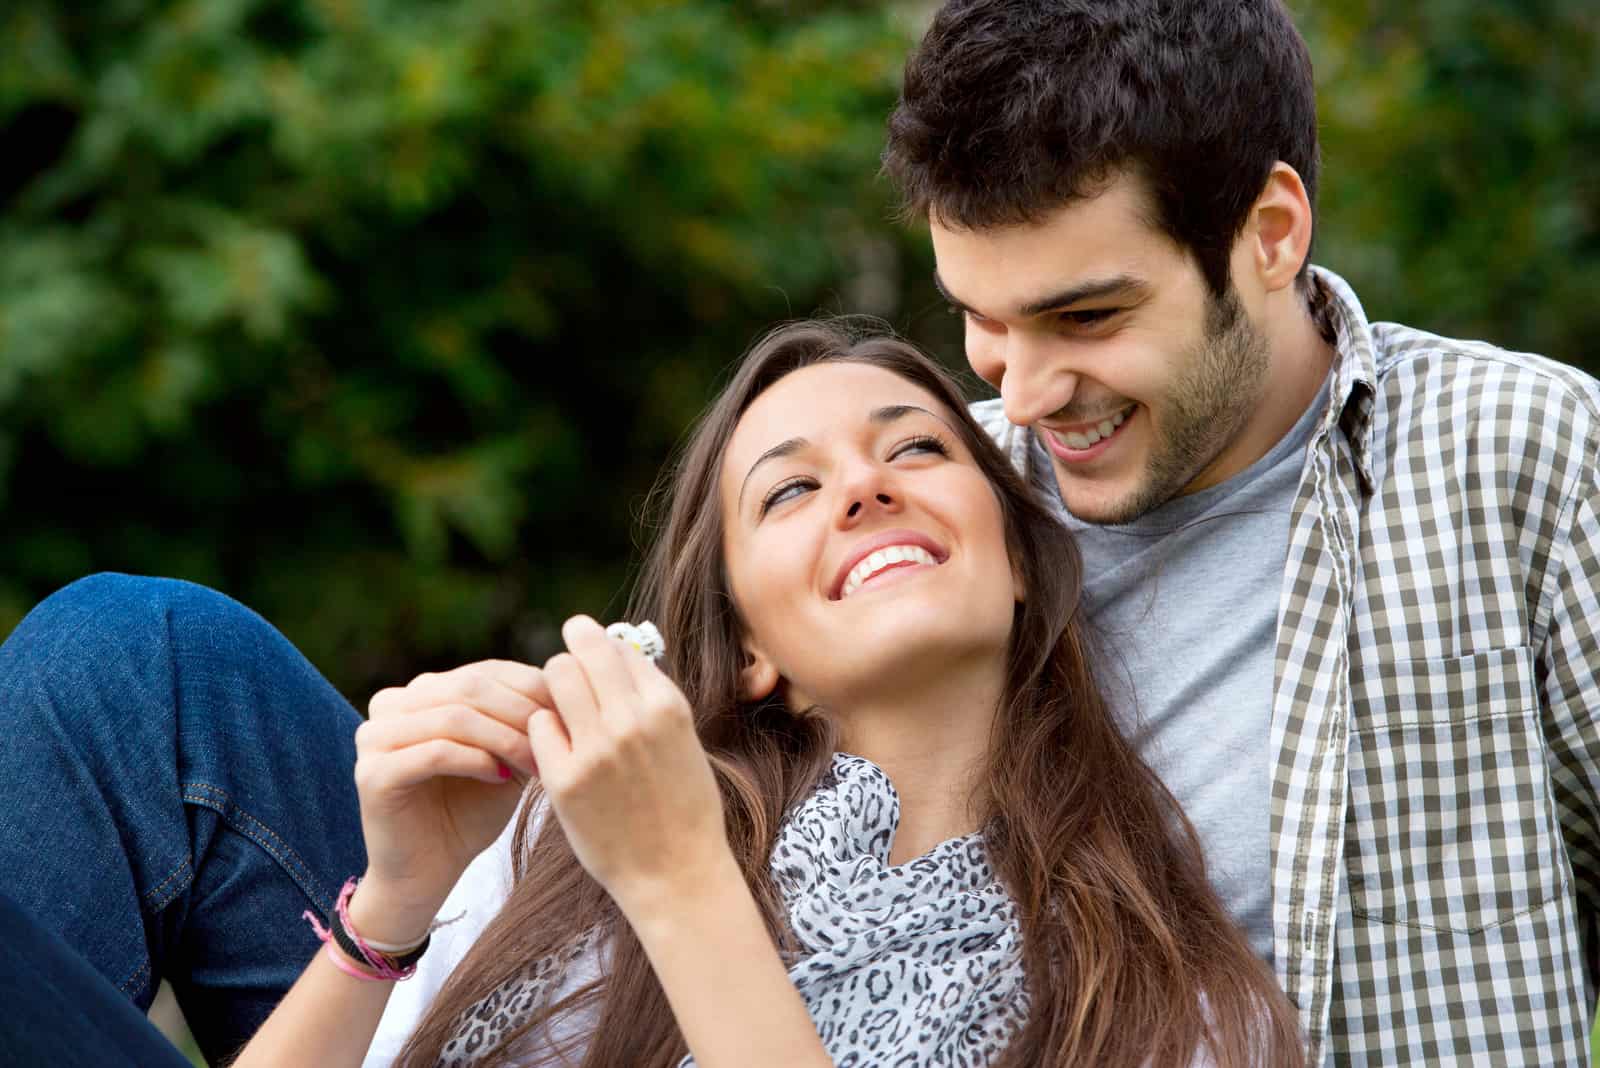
[497,762,511,780]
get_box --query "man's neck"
[1260,280,1338,440]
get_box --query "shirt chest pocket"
[1343,645,1565,934]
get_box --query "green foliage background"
[2,0,1596,703]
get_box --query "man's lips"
[828,528,948,601]
[1042,404,1137,463]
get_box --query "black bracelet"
[328,909,431,972]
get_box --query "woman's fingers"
[526,705,572,784]
[560,616,639,734]
[399,663,547,733]
[474,659,554,707]
[542,650,603,752]
[357,702,536,778]
[357,737,509,793]
[616,640,692,732]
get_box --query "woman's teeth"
[841,544,939,600]
[1058,406,1131,451]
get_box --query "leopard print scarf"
[439,753,1028,1066]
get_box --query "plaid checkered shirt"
[974,266,1600,1065]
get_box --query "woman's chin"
[796,617,1011,699]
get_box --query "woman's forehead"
[721,363,952,480]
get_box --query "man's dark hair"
[883,0,1320,297]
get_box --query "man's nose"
[999,335,1078,427]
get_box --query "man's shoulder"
[1370,321,1600,423]
[1366,321,1600,467]
[967,396,1007,434]
[968,396,1027,460]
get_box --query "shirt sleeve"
[1538,437,1600,977]
[360,803,527,1067]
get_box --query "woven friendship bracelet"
[302,877,429,981]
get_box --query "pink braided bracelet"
[302,877,425,982]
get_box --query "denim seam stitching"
[181,782,333,910]
[141,856,194,912]
[118,954,152,998]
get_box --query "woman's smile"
[829,528,948,601]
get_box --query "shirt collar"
[1307,265,1379,493]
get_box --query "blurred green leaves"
[1298,0,1600,358]
[0,1,1594,698]
[0,0,921,694]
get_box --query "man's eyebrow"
[1018,275,1149,317]
[933,270,1149,319]
[932,270,972,315]
[736,405,956,509]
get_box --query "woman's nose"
[837,463,901,525]
[845,491,896,520]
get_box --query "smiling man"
[883,1,1600,1065]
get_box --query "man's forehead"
[928,178,1167,308]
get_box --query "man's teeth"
[840,544,939,599]
[1061,407,1130,450]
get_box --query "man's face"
[929,173,1270,525]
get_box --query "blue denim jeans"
[0,573,368,1063]
[0,889,193,1067]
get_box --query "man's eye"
[1060,308,1117,327]
[760,477,815,516]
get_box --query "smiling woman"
[164,320,1305,1068]
[289,319,1295,1068]
[0,319,1307,1068]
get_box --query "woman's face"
[719,361,1021,709]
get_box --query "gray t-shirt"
[1047,377,1328,966]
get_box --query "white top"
[362,809,518,1068]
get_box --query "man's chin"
[1052,467,1159,526]
[1053,448,1219,526]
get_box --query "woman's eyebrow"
[871,404,959,437]
[736,405,958,507]
[738,437,808,508]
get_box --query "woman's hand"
[348,660,547,944]
[529,615,735,917]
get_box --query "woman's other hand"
[530,615,735,917]
[349,660,546,944]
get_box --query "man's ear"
[1248,161,1315,293]
[739,641,781,701]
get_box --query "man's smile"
[1041,403,1138,463]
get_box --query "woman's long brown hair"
[396,320,1302,1067]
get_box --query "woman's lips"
[828,529,948,600]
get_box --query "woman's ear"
[739,641,781,701]
[1010,554,1026,604]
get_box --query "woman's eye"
[890,434,951,461]
[759,477,815,516]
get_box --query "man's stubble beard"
[1100,286,1271,525]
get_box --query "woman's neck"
[830,659,1003,866]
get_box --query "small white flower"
[605,620,665,662]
